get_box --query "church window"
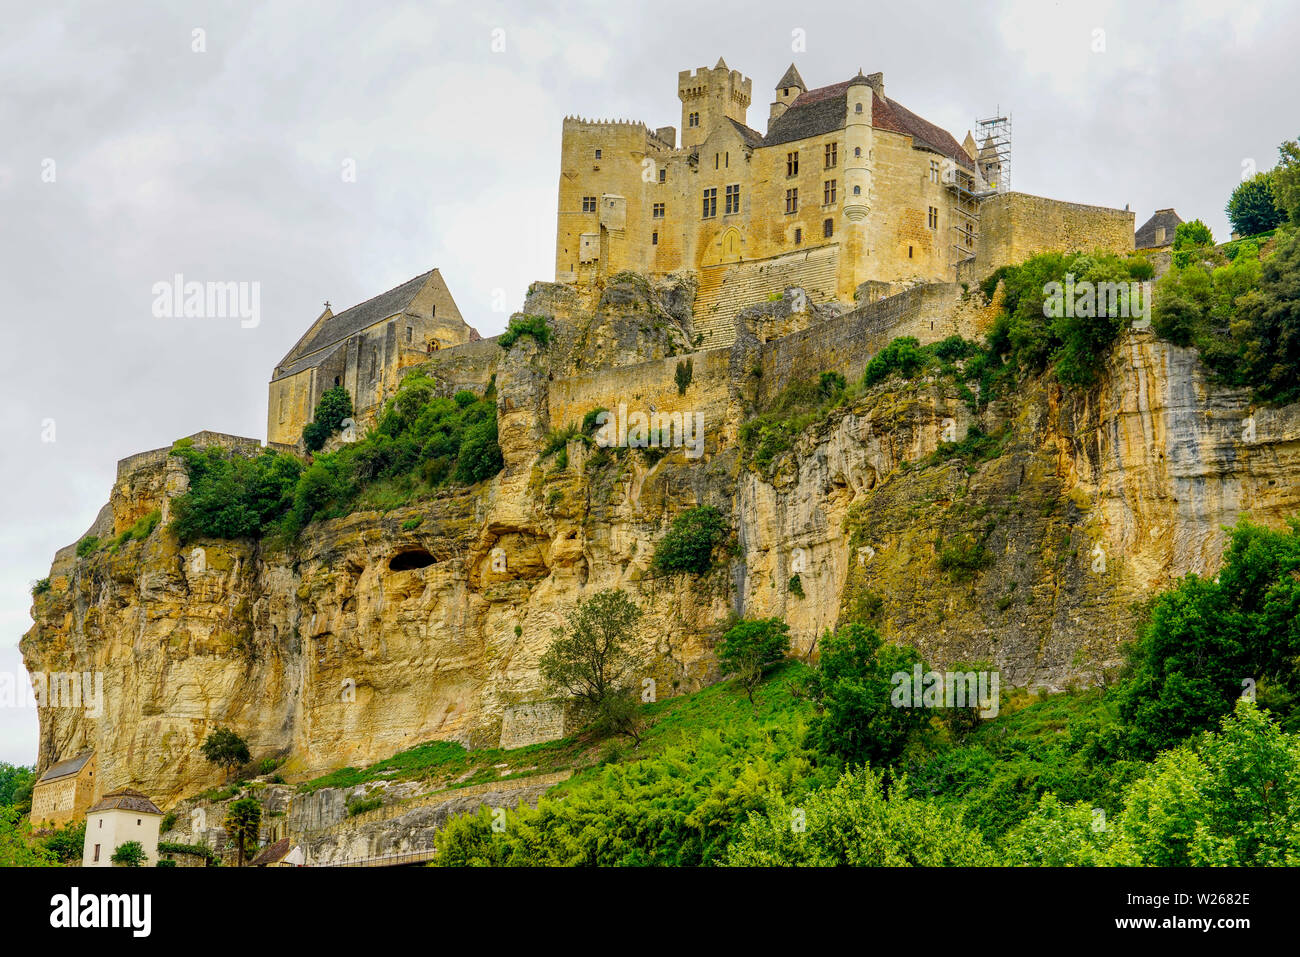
[582,196,597,212]
[823,218,834,238]
[725,184,740,214]
[928,206,939,229]
[786,151,799,176]
[825,143,837,168]
[653,202,665,218]
[785,188,798,214]
[702,188,717,218]
[406,326,413,344]
[824,179,837,205]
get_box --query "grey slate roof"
[287,269,434,364]
[1136,208,1183,248]
[37,751,93,783]
[727,117,766,149]
[776,63,805,91]
[88,788,162,816]
[762,78,974,170]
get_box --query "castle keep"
[555,59,1134,345]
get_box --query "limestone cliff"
[22,276,1300,807]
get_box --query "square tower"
[678,58,752,149]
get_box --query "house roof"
[776,63,805,91]
[88,788,162,816]
[280,269,436,370]
[251,837,292,866]
[727,117,766,149]
[36,751,93,784]
[1136,208,1183,248]
[762,78,974,170]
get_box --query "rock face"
[22,272,1300,807]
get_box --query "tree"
[1172,219,1214,268]
[717,617,791,703]
[539,589,645,741]
[0,806,56,867]
[41,819,87,864]
[804,622,929,769]
[224,797,262,867]
[1236,228,1300,404]
[652,505,727,575]
[0,763,36,811]
[1117,516,1300,755]
[303,385,353,452]
[200,727,251,781]
[1226,171,1283,236]
[1272,137,1300,225]
[111,840,146,867]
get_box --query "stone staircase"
[691,244,841,349]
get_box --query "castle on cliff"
[555,59,1135,345]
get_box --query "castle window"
[854,103,863,114]
[794,227,802,245]
[853,185,861,196]
[823,218,834,238]
[653,202,665,218]
[928,206,939,229]
[93,844,100,862]
[406,326,413,344]
[652,231,659,245]
[702,187,717,218]
[786,151,799,176]
[725,184,741,215]
[825,143,837,168]
[431,305,436,317]
[823,179,837,205]
[715,153,719,170]
[785,188,798,214]
[929,160,940,183]
[908,246,913,258]
[783,87,789,96]
[595,149,602,159]
[688,112,699,127]
[334,376,340,386]
[658,168,667,183]
[854,146,862,158]
[582,196,597,213]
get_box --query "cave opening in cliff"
[389,549,435,571]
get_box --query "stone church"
[267,268,479,446]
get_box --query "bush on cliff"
[170,447,303,543]
[302,385,353,452]
[498,314,551,350]
[652,505,728,575]
[1116,516,1300,756]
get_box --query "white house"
[83,788,164,867]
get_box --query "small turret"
[769,63,805,129]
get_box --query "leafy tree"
[722,766,996,866]
[0,805,56,867]
[718,618,791,703]
[1117,517,1300,755]
[1236,228,1300,404]
[303,386,353,452]
[0,763,36,809]
[1227,171,1283,236]
[862,336,928,386]
[452,416,504,484]
[1272,137,1300,225]
[111,840,146,867]
[1172,219,1214,268]
[200,727,251,780]
[539,589,645,740]
[41,819,87,864]
[804,622,929,769]
[170,446,302,543]
[223,798,262,867]
[652,505,727,575]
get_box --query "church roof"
[88,788,162,816]
[762,78,975,170]
[36,751,93,783]
[1136,208,1183,248]
[776,63,805,91]
[279,269,437,370]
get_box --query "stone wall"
[976,191,1135,276]
[499,702,567,749]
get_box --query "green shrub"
[170,447,302,543]
[347,796,384,817]
[75,536,99,558]
[652,506,727,575]
[401,517,423,531]
[498,314,551,350]
[30,578,51,597]
[862,337,929,386]
[718,617,791,703]
[787,574,804,598]
[302,386,353,452]
[1227,171,1283,237]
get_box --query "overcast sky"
[1,0,1294,766]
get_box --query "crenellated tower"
[677,58,752,149]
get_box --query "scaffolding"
[944,110,1011,269]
